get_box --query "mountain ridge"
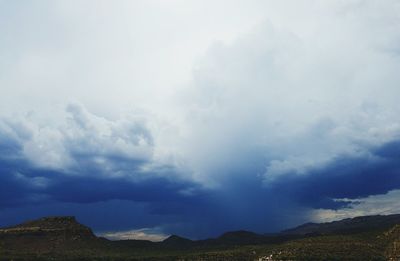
[281,213,400,235]
[1,213,400,260]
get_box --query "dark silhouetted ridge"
[161,234,193,248]
[282,214,400,235]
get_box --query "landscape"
[1,1,400,260]
[1,214,400,260]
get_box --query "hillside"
[383,224,400,260]
[0,214,400,260]
[282,214,400,235]
[0,216,108,260]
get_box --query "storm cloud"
[1,0,400,239]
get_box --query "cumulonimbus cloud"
[1,0,400,239]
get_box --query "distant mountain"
[161,235,194,248]
[1,214,400,260]
[281,214,400,235]
[216,230,267,245]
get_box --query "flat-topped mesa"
[14,216,80,229]
[0,216,96,240]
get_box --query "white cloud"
[0,0,268,119]
[1,0,400,188]
[311,189,400,223]
[1,103,157,178]
[173,0,400,184]
[100,227,169,242]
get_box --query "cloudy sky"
[1,0,400,240]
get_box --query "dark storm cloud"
[0,124,283,238]
[47,175,199,204]
[2,113,400,238]
[0,117,201,209]
[161,139,400,237]
[375,140,400,159]
[0,153,199,208]
[0,127,39,207]
[268,140,400,209]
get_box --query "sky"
[1,0,400,240]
